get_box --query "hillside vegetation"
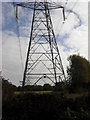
[2,55,90,120]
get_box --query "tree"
[53,82,67,92]
[43,84,52,91]
[2,78,16,101]
[67,55,90,91]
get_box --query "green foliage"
[17,84,53,92]
[2,78,16,101]
[65,107,75,119]
[17,82,67,92]
[67,54,90,92]
[54,82,67,92]
[2,54,90,120]
[24,85,43,91]
[2,76,90,120]
[43,83,53,91]
[2,92,90,120]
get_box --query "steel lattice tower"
[16,0,66,86]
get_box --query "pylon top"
[16,2,64,10]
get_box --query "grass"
[14,90,89,100]
[14,91,53,95]
[65,92,89,100]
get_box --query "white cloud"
[2,31,28,85]
[52,2,88,58]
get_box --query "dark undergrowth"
[2,92,90,120]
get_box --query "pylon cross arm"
[16,2,64,10]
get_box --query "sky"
[1,0,89,85]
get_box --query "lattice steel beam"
[16,1,66,86]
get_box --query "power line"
[55,0,78,41]
[53,0,69,39]
[12,3,24,73]
[65,0,78,19]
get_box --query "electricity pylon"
[16,0,66,87]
